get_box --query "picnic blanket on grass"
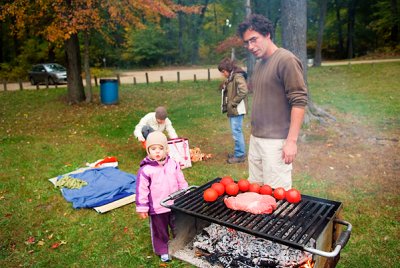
[50,166,136,212]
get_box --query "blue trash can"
[100,79,119,105]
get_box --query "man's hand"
[138,212,148,219]
[282,140,297,164]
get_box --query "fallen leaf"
[37,240,45,246]
[124,227,128,233]
[51,242,60,249]
[26,236,35,244]
[47,233,54,240]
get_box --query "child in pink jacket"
[135,131,188,262]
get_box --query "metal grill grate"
[169,178,342,250]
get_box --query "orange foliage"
[216,36,244,53]
[0,0,201,43]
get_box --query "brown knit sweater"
[250,48,308,139]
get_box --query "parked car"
[28,63,67,85]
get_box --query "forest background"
[1,0,399,80]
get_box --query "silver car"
[28,63,67,85]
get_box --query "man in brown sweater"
[237,14,308,190]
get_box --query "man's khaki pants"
[248,135,292,190]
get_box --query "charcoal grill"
[161,178,352,267]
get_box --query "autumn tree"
[0,0,199,103]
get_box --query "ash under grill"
[167,178,342,251]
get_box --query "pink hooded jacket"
[135,155,188,215]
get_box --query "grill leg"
[169,211,210,254]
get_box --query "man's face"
[242,29,269,59]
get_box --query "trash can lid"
[100,78,118,83]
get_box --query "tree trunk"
[245,0,256,78]
[334,0,345,58]
[346,0,358,59]
[191,0,209,64]
[281,0,308,80]
[281,0,335,124]
[314,0,328,67]
[390,0,399,45]
[83,30,92,103]
[64,33,85,104]
[177,0,184,63]
[0,22,3,63]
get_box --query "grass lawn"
[0,62,399,267]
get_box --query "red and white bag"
[168,138,192,169]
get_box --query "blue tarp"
[58,167,136,209]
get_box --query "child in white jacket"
[133,106,178,143]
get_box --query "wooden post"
[133,77,137,85]
[177,71,180,83]
[160,76,164,83]
[145,72,149,84]
[18,79,23,90]
[194,74,197,82]
[46,79,49,89]
[3,80,7,91]
[55,84,58,89]
[94,76,98,87]
[36,84,39,90]
[208,68,210,81]
[117,74,121,85]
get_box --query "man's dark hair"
[237,14,274,40]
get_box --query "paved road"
[2,58,399,91]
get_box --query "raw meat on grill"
[224,192,277,214]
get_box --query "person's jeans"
[229,115,245,158]
[142,125,154,139]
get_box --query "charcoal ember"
[254,257,279,267]
[191,223,314,268]
[204,252,222,265]
[217,255,233,267]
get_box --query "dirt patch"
[296,113,399,197]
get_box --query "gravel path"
[2,58,399,91]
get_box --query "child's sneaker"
[160,254,171,262]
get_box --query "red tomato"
[225,183,239,196]
[237,179,250,192]
[220,176,234,186]
[286,188,302,203]
[248,183,261,193]
[259,184,273,195]
[211,182,225,196]
[203,188,219,202]
[273,187,286,200]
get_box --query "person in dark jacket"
[218,58,249,164]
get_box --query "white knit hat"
[146,131,168,154]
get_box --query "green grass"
[1,62,399,267]
[308,62,400,129]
